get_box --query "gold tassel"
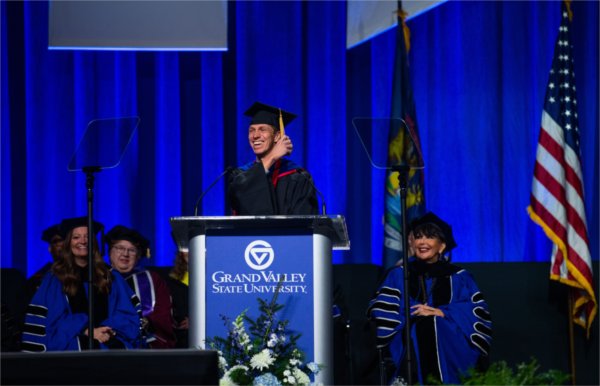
[279,108,285,137]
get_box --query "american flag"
[528,1,597,336]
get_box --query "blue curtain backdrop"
[2,1,598,276]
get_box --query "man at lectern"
[228,101,319,215]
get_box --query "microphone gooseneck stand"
[393,164,413,386]
[300,170,326,215]
[83,166,101,350]
[194,167,233,216]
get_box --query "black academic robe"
[227,158,319,215]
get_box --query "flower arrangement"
[207,289,321,386]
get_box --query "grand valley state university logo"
[244,240,274,270]
[210,239,309,294]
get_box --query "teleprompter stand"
[67,116,140,349]
[351,117,424,385]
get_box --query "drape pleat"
[1,1,597,274]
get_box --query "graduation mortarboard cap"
[244,101,297,135]
[59,216,104,236]
[410,212,457,252]
[105,225,151,258]
[41,224,65,243]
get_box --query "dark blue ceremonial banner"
[383,11,426,269]
[206,233,314,358]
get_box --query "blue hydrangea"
[253,373,282,386]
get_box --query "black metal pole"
[393,3,413,380]
[83,166,100,350]
[394,164,413,385]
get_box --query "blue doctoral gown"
[368,259,492,384]
[21,270,142,352]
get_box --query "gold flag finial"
[395,9,411,52]
[564,0,573,22]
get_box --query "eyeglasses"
[112,245,138,255]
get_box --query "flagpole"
[394,2,413,384]
[527,2,595,383]
[567,291,576,385]
[394,163,413,386]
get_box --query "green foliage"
[427,358,570,385]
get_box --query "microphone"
[316,187,327,216]
[298,170,327,215]
[194,167,234,216]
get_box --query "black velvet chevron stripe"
[375,318,401,330]
[471,333,491,355]
[473,306,492,322]
[376,334,396,347]
[472,292,485,303]
[370,301,400,313]
[26,304,48,317]
[130,293,141,308]
[474,321,492,337]
[21,341,46,352]
[23,323,45,336]
[378,286,401,298]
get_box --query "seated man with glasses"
[105,225,176,349]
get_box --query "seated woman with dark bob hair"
[368,212,492,384]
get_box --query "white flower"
[283,369,291,377]
[289,358,300,367]
[250,349,275,371]
[218,355,229,372]
[235,329,250,347]
[221,364,248,386]
[287,375,296,384]
[219,375,237,386]
[390,376,408,386]
[292,368,310,385]
[223,365,248,378]
[267,333,278,348]
[306,362,320,374]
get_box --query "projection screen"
[49,0,227,51]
